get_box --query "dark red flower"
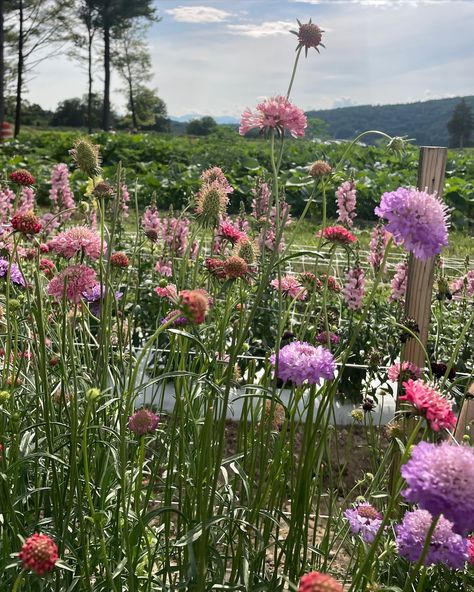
[11,211,42,235]
[110,252,130,268]
[318,225,356,245]
[19,533,58,576]
[9,169,36,186]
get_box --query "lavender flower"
[344,503,383,543]
[0,258,26,287]
[401,441,474,536]
[375,187,449,260]
[270,341,336,386]
[83,284,122,317]
[396,509,468,568]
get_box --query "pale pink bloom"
[336,180,357,227]
[271,275,307,300]
[49,226,105,260]
[47,264,97,304]
[389,262,408,303]
[388,361,421,382]
[155,259,173,277]
[154,283,177,301]
[0,188,15,224]
[17,187,36,215]
[450,270,474,299]
[343,267,365,310]
[120,184,130,217]
[240,95,307,138]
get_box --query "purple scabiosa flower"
[315,331,340,346]
[401,441,474,536]
[128,408,159,436]
[396,509,468,568]
[161,309,189,327]
[270,341,336,386]
[368,225,389,273]
[343,267,365,310]
[344,503,383,543]
[336,180,357,228]
[375,187,449,260]
[389,262,408,303]
[82,283,123,317]
[0,258,26,287]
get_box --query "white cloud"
[293,0,456,5]
[227,21,295,38]
[165,6,233,23]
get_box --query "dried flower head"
[93,181,114,198]
[309,160,332,178]
[195,181,228,226]
[223,255,249,279]
[19,533,59,576]
[291,19,325,56]
[234,237,258,265]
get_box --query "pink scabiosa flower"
[315,331,340,346]
[336,180,357,227]
[387,361,421,383]
[201,167,233,193]
[179,289,210,324]
[375,187,449,260]
[9,169,35,186]
[154,283,177,301]
[399,379,456,432]
[47,264,97,304]
[298,571,343,592]
[19,533,59,576]
[270,341,336,386]
[218,220,246,245]
[195,181,228,226]
[368,225,389,273]
[291,19,325,57]
[389,261,408,303]
[239,95,307,138]
[343,267,365,310]
[271,275,307,300]
[319,274,341,293]
[11,211,42,235]
[396,509,468,568]
[401,442,474,536]
[49,226,105,261]
[39,258,56,278]
[344,503,383,543]
[318,225,356,245]
[128,408,159,436]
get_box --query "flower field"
[1,19,474,592]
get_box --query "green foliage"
[186,116,218,136]
[447,98,473,148]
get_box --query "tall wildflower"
[49,163,75,223]
[120,183,130,217]
[0,188,15,224]
[142,206,161,241]
[368,225,389,272]
[343,267,365,310]
[17,186,36,215]
[70,138,101,177]
[336,180,357,227]
[389,262,407,303]
[291,19,325,56]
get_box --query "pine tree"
[447,99,473,148]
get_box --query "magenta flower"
[270,341,336,386]
[239,96,307,138]
[344,503,383,543]
[128,408,159,436]
[389,261,408,303]
[336,180,357,227]
[49,226,105,261]
[399,379,456,432]
[271,275,307,300]
[343,267,365,310]
[387,361,421,382]
[375,187,449,260]
[47,264,97,304]
[396,509,468,568]
[401,441,474,535]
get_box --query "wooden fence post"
[401,147,447,371]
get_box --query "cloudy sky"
[31,0,474,119]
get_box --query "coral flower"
[11,211,42,235]
[39,258,56,278]
[218,220,246,244]
[47,264,97,304]
[205,257,227,280]
[318,225,356,245]
[9,169,35,186]
[298,571,343,592]
[110,252,129,268]
[239,95,307,138]
[128,408,159,436]
[19,533,59,576]
[375,187,449,260]
[179,289,210,324]
[49,226,105,260]
[400,379,456,432]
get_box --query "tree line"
[0,0,166,136]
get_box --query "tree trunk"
[102,24,110,131]
[14,0,24,137]
[0,0,5,126]
[87,28,93,133]
[126,55,137,129]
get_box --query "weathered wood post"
[401,147,447,373]
[454,383,474,442]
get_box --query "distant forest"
[307,96,474,146]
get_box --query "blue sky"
[32,0,474,118]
